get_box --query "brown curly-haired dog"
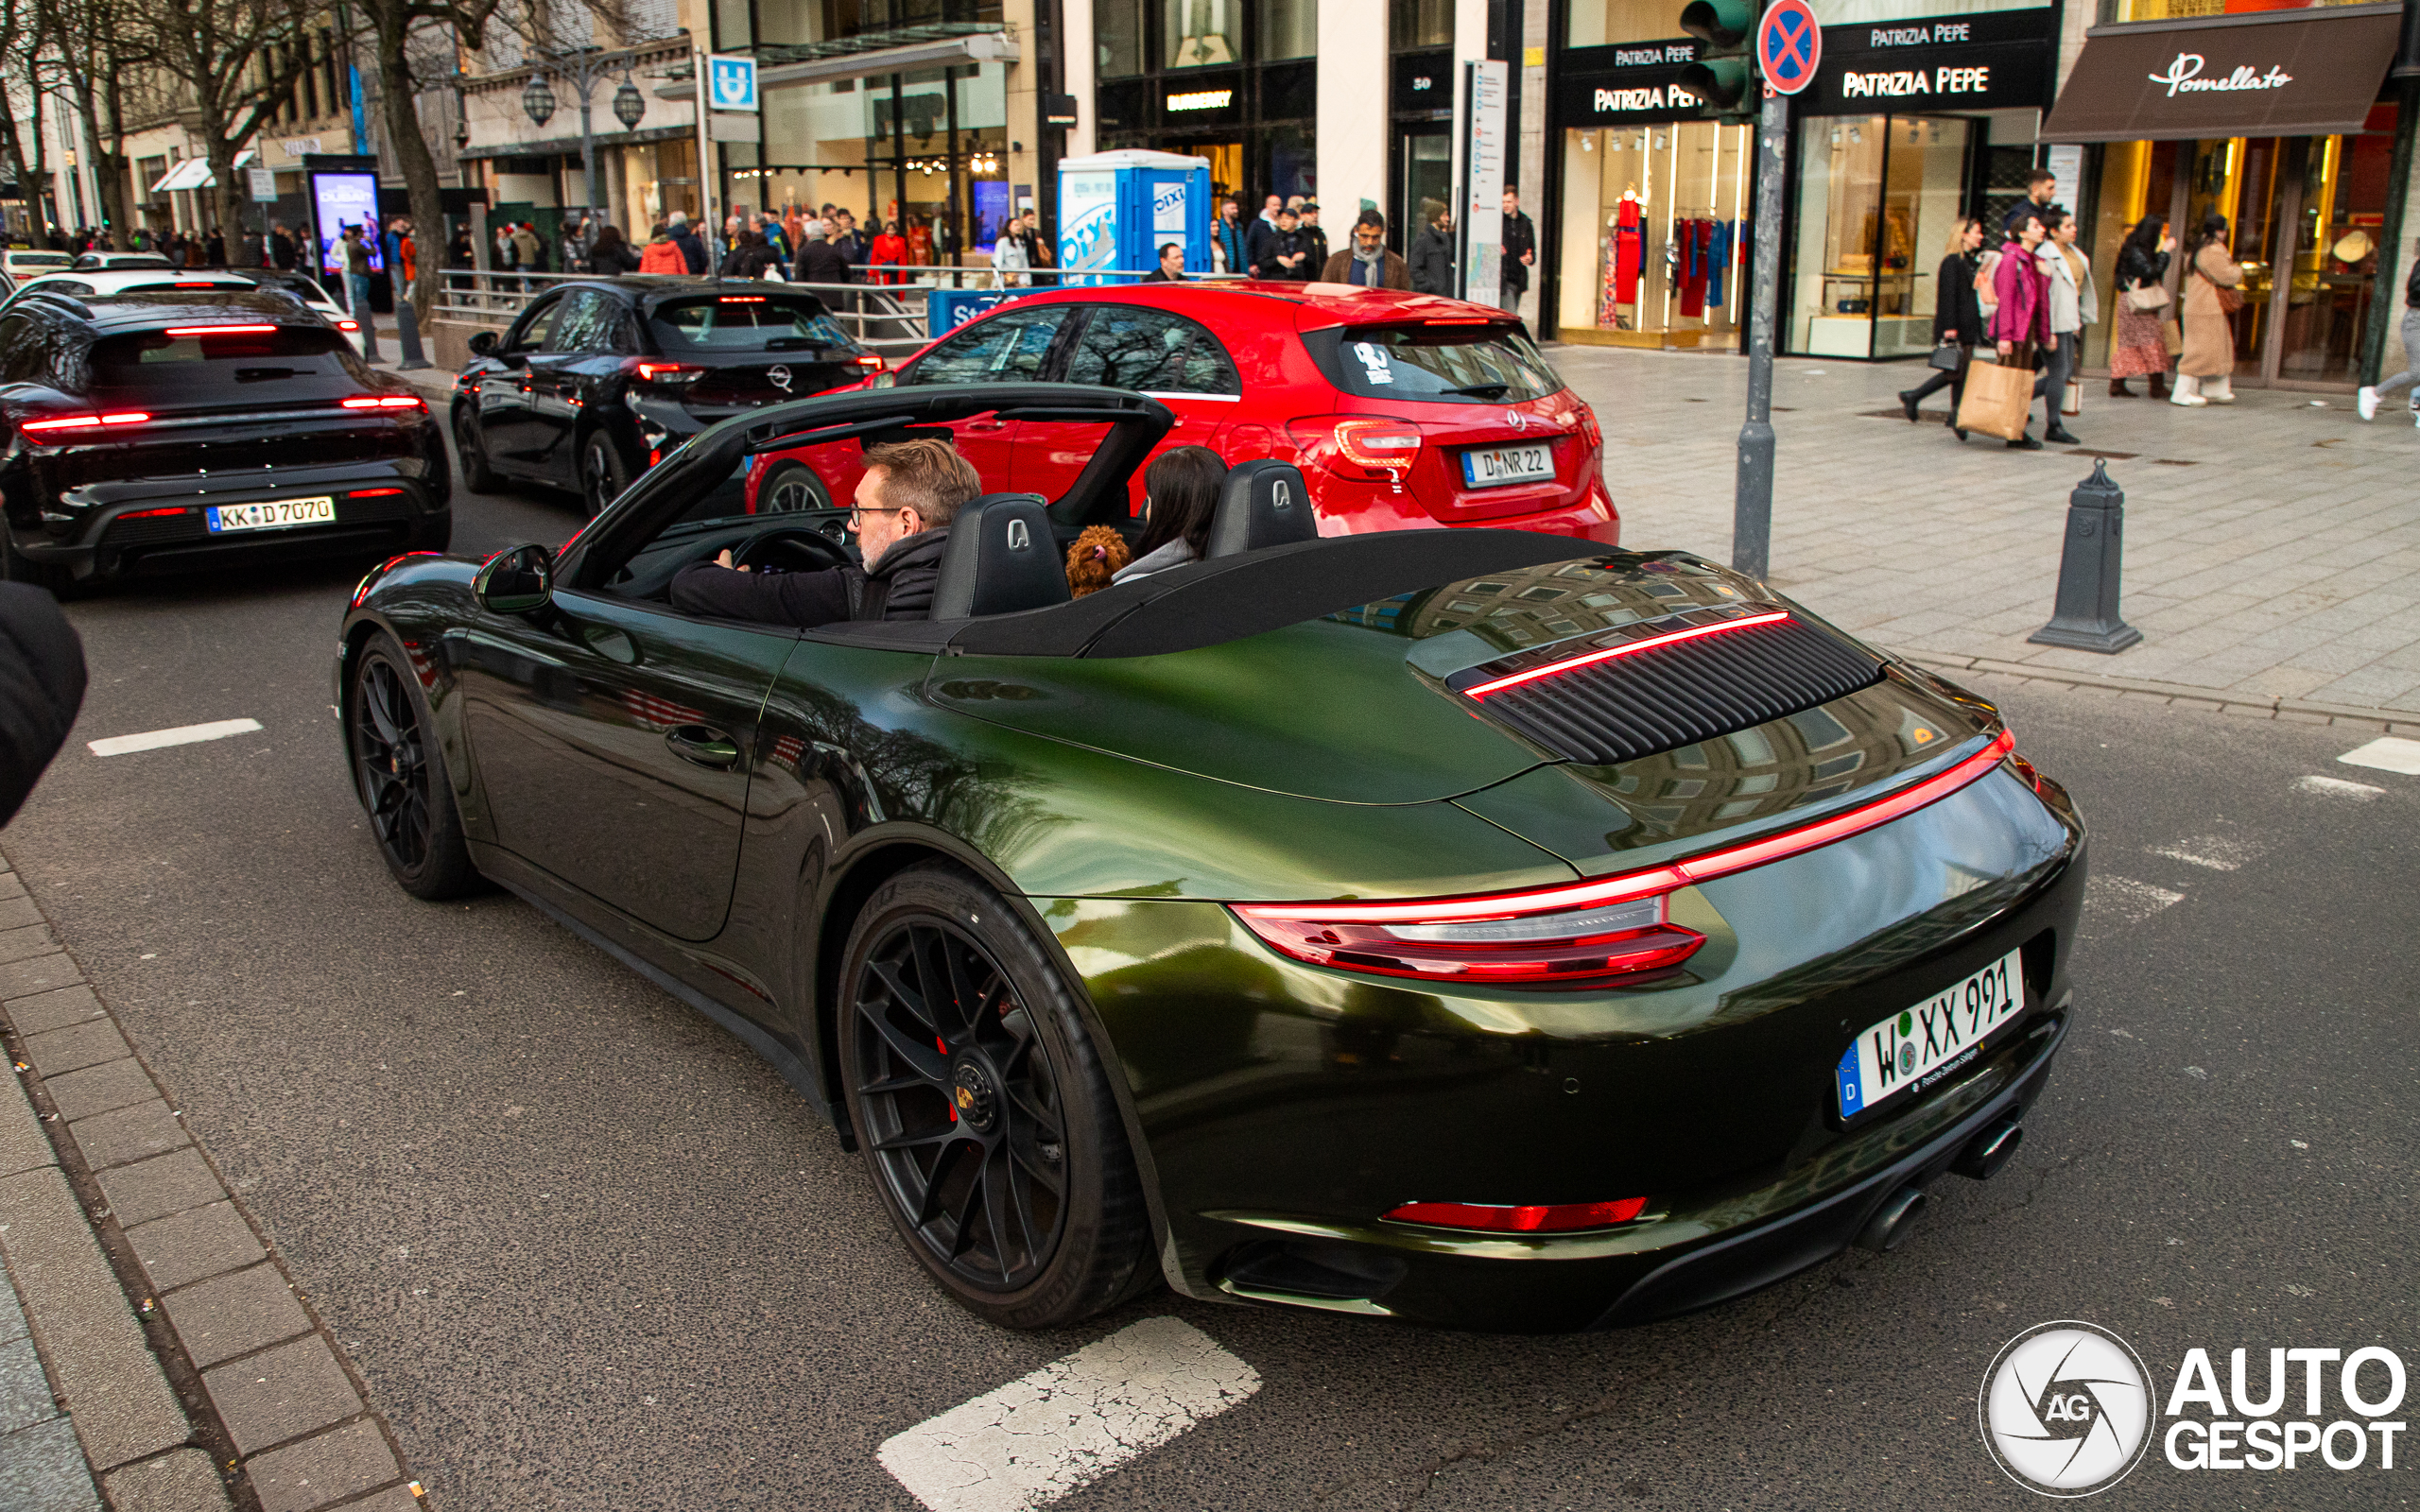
[1065,524,1131,596]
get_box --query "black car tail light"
[340,396,424,411]
[1233,729,2016,989]
[1383,1198,1650,1232]
[117,506,192,521]
[23,411,149,434]
[856,352,888,371]
[164,323,277,336]
[625,358,702,385]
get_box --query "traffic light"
[1678,0,1761,119]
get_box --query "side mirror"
[474,542,553,614]
[467,330,499,358]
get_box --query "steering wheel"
[731,527,853,575]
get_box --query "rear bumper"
[15,459,445,581]
[1315,472,1621,546]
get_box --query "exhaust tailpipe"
[1952,1120,2024,1182]
[1855,1185,1928,1253]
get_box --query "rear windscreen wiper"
[1443,382,1512,399]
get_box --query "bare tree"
[43,0,149,240]
[144,0,318,250]
[348,0,508,320]
[0,0,59,245]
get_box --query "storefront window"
[1260,0,1316,60]
[1098,0,1145,77]
[1789,114,1969,358]
[2101,0,2373,22]
[1167,0,1241,67]
[1564,0,1681,49]
[1391,0,1450,51]
[1557,120,1753,347]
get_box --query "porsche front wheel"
[838,865,1154,1329]
[348,634,479,899]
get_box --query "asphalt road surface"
[8,459,2415,1510]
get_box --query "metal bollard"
[2028,459,2143,653]
[394,300,432,370]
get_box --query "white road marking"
[2337,736,2420,776]
[2149,835,2259,872]
[877,1316,1260,1512]
[2086,876,2185,926]
[2295,774,2384,801]
[87,718,262,757]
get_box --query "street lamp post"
[520,47,647,225]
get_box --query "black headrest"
[929,494,1072,620]
[1205,459,1318,558]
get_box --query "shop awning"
[147,149,257,194]
[2043,3,2402,143]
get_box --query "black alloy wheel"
[348,634,477,899]
[581,433,631,519]
[761,461,830,514]
[839,865,1153,1328]
[453,406,500,493]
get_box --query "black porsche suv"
[452,278,882,517]
[0,288,449,592]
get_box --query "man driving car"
[670,438,981,626]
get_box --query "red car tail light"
[1384,1198,1650,1232]
[164,323,278,335]
[337,318,360,332]
[717,294,767,302]
[23,411,149,433]
[340,395,424,410]
[117,506,192,521]
[1234,729,2018,988]
[1288,417,1422,481]
[856,352,888,370]
[349,487,406,498]
[1575,402,1602,451]
[627,359,702,384]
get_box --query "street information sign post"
[1732,0,1819,580]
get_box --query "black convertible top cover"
[808,528,1595,659]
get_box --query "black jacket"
[719,244,778,279]
[1933,249,1984,345]
[1243,220,1283,278]
[669,528,951,628]
[671,226,708,275]
[1500,209,1536,292]
[1409,226,1455,295]
[797,239,852,285]
[0,583,86,826]
[1301,224,1329,273]
[2116,243,2169,293]
[589,239,642,275]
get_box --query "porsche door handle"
[665,724,742,769]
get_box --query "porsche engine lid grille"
[1443,605,1884,765]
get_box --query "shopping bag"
[2124,283,2171,313]
[1957,357,2033,441]
[1928,342,1963,372]
[2063,379,2082,417]
[2162,318,2185,356]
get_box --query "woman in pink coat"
[1989,211,2052,450]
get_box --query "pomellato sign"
[2146,52,2291,96]
[2042,6,2400,144]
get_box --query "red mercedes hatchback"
[743,282,1617,544]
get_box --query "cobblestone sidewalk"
[0,852,426,1511]
[1552,344,2420,718]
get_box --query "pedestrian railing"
[429,266,1248,356]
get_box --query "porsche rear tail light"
[1236,890,1704,988]
[1384,1198,1649,1232]
[349,487,406,497]
[164,323,277,335]
[23,411,149,434]
[626,359,702,384]
[1461,610,1790,698]
[1288,417,1422,481]
[340,395,424,410]
[1234,729,2019,988]
[117,506,191,521]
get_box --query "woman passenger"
[1112,447,1228,584]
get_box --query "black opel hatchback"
[0,289,448,592]
[452,277,881,517]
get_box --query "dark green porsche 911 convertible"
[337,383,2085,1333]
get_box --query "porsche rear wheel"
[838,865,1154,1329]
[348,634,479,899]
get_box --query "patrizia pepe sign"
[2148,52,2292,96]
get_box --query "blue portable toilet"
[1056,150,1213,284]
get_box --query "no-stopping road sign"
[1758,0,1822,95]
